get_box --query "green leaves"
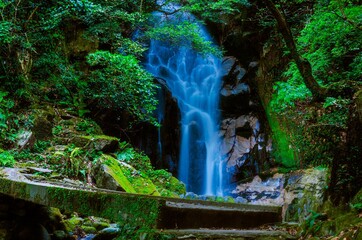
[86,51,158,124]
[0,149,15,167]
[181,0,250,22]
[0,21,14,44]
[0,91,15,145]
[146,20,221,57]
[272,2,361,112]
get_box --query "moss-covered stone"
[148,169,186,196]
[92,154,136,193]
[72,135,118,152]
[92,154,161,196]
[83,217,110,231]
[63,216,84,232]
[32,109,55,141]
[81,225,97,234]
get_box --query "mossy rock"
[47,207,67,231]
[63,216,84,232]
[118,161,160,196]
[92,154,160,196]
[148,169,186,196]
[92,154,136,192]
[157,188,180,198]
[72,135,118,152]
[81,225,97,234]
[32,109,55,140]
[84,217,110,231]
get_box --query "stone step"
[161,229,296,239]
[0,169,283,233]
[157,200,282,229]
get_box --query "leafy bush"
[0,149,15,167]
[86,51,158,124]
[0,91,16,146]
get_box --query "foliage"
[297,5,362,84]
[0,149,15,167]
[179,0,250,22]
[272,2,361,111]
[271,62,312,111]
[116,141,153,173]
[0,0,160,125]
[267,1,361,168]
[0,91,14,140]
[0,91,17,147]
[146,19,221,57]
[86,51,158,124]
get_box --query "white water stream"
[145,5,224,196]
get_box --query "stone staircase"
[157,199,295,239]
[0,168,296,239]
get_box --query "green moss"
[72,135,119,151]
[334,213,361,233]
[100,154,136,193]
[84,217,110,230]
[81,225,97,234]
[63,216,84,232]
[266,102,297,167]
[148,169,186,196]
[46,185,161,230]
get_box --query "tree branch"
[264,0,329,100]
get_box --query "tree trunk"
[264,0,328,100]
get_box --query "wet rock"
[231,168,328,223]
[17,130,35,150]
[93,227,120,240]
[220,57,251,116]
[221,56,246,84]
[248,61,258,68]
[84,216,110,231]
[220,83,249,97]
[232,174,285,206]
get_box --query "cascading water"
[156,85,165,163]
[145,5,225,196]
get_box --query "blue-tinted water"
[145,8,224,196]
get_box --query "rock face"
[230,168,328,222]
[219,56,273,182]
[283,168,328,222]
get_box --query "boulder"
[17,130,35,150]
[91,154,160,196]
[32,109,55,141]
[220,115,262,169]
[231,167,328,222]
[283,168,328,222]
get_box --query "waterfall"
[145,6,224,196]
[156,85,165,163]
